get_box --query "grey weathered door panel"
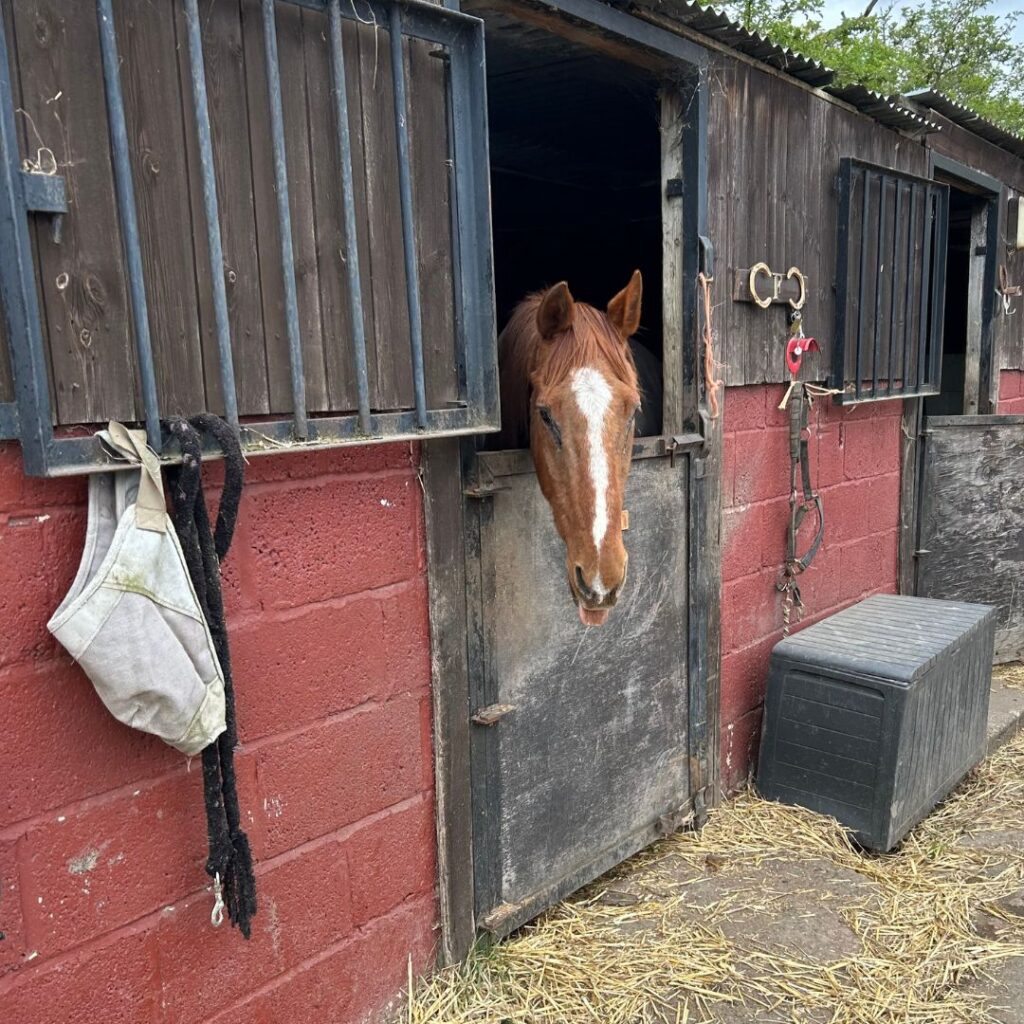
[466,439,692,936]
[917,415,1024,662]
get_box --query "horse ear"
[607,270,642,340]
[537,282,575,339]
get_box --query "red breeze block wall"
[999,370,1024,413]
[0,442,437,1024]
[720,385,903,790]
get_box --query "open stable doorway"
[443,0,714,948]
[483,14,665,432]
[924,184,992,416]
[910,155,1024,662]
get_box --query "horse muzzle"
[569,560,626,627]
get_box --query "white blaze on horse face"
[571,367,613,596]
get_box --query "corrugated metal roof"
[825,83,938,132]
[629,0,833,85]
[638,0,834,86]
[625,0,941,134]
[907,89,1024,160]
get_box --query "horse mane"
[496,292,639,448]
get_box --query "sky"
[818,0,1024,43]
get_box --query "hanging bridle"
[776,311,827,634]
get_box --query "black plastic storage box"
[757,594,996,851]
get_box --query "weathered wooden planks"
[917,416,1024,662]
[0,3,18,406]
[2,0,459,426]
[12,0,137,423]
[408,37,459,410]
[357,20,414,412]
[706,58,930,388]
[303,6,372,414]
[660,86,684,432]
[117,0,206,419]
[467,449,692,936]
[175,0,270,417]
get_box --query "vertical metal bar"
[929,187,949,389]
[328,0,371,434]
[96,0,161,450]
[899,185,917,395]
[832,159,852,401]
[389,1,428,429]
[0,17,53,472]
[261,0,308,439]
[916,187,935,390]
[870,174,887,400]
[448,19,496,425]
[886,180,903,397]
[183,0,238,431]
[854,167,871,400]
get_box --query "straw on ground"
[401,729,1024,1024]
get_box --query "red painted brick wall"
[999,370,1024,413]
[0,442,437,1023]
[720,386,903,790]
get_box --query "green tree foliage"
[711,0,1024,133]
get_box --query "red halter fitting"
[785,336,820,375]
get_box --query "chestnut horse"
[496,271,660,626]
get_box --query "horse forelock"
[499,294,639,428]
[539,301,637,392]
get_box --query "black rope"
[167,415,256,939]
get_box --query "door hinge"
[914,549,931,558]
[665,176,683,198]
[464,475,507,498]
[471,702,516,726]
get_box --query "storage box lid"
[772,594,995,684]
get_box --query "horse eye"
[624,405,640,449]
[538,406,562,448]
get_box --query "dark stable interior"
[925,188,976,416]
[475,8,664,375]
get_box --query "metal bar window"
[96,0,162,451]
[0,0,497,476]
[183,0,239,431]
[261,0,308,440]
[389,2,428,429]
[832,158,949,404]
[327,0,371,435]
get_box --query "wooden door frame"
[422,0,720,966]
[899,153,1005,595]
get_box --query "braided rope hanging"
[167,414,257,938]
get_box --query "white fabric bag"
[47,423,227,755]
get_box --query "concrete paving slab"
[988,677,1024,753]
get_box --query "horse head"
[503,271,644,626]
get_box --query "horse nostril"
[574,565,595,602]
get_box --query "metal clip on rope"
[211,872,225,928]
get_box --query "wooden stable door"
[915,415,1024,663]
[422,0,719,960]
[462,438,700,937]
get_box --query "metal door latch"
[20,170,67,243]
[471,703,516,726]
